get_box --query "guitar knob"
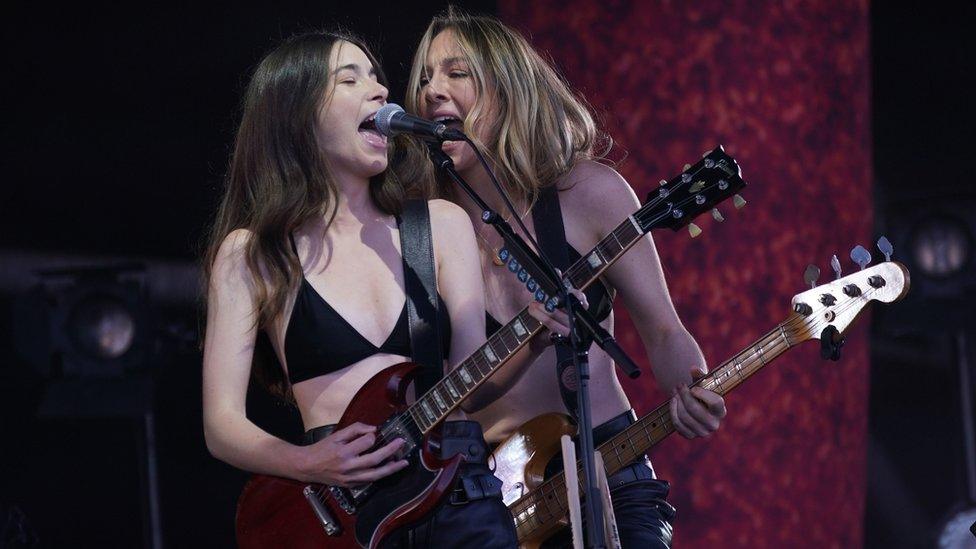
[868,275,886,288]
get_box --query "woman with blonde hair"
[202,30,516,547]
[403,10,728,548]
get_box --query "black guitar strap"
[398,199,444,397]
[530,185,585,421]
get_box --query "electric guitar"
[234,147,746,548]
[497,246,910,548]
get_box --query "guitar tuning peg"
[850,245,872,270]
[683,163,691,171]
[733,194,747,209]
[702,149,711,158]
[711,208,725,222]
[877,236,894,261]
[659,179,668,186]
[804,264,820,288]
[830,254,842,279]
[688,223,702,238]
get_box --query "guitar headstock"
[785,260,910,345]
[635,145,747,235]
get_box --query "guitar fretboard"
[406,216,648,435]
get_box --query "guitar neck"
[508,320,797,539]
[408,216,648,435]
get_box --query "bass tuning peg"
[877,236,894,261]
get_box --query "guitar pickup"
[329,485,357,514]
[303,485,341,536]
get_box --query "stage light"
[911,216,971,278]
[13,265,152,380]
[66,292,137,361]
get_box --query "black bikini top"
[284,235,451,385]
[485,244,615,336]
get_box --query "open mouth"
[433,115,463,132]
[358,114,386,148]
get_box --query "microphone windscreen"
[375,103,405,136]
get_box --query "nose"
[370,80,388,103]
[424,74,449,105]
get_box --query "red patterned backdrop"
[499,1,873,547]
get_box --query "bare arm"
[564,162,727,438]
[202,230,407,485]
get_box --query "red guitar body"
[235,361,464,548]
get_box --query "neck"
[331,172,383,226]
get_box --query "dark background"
[1,1,973,547]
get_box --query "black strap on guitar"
[531,185,589,421]
[398,199,445,397]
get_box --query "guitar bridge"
[302,485,341,536]
[329,485,357,514]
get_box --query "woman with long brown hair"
[202,30,516,546]
[403,10,728,548]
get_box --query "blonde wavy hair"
[401,8,609,205]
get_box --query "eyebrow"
[332,63,376,76]
[423,56,470,75]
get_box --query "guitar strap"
[398,199,444,397]
[530,185,589,421]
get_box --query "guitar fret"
[431,389,447,412]
[755,342,767,365]
[457,364,474,387]
[444,377,460,399]
[627,214,642,234]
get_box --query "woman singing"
[402,10,728,548]
[202,30,516,547]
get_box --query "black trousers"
[305,421,517,549]
[539,410,676,549]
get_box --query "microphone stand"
[427,141,641,549]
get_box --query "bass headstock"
[784,245,910,348]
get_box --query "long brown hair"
[400,8,609,204]
[203,31,403,398]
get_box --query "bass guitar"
[235,147,746,548]
[496,244,910,548]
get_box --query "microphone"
[374,103,467,141]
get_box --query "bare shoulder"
[210,229,256,289]
[427,198,475,234]
[557,160,641,232]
